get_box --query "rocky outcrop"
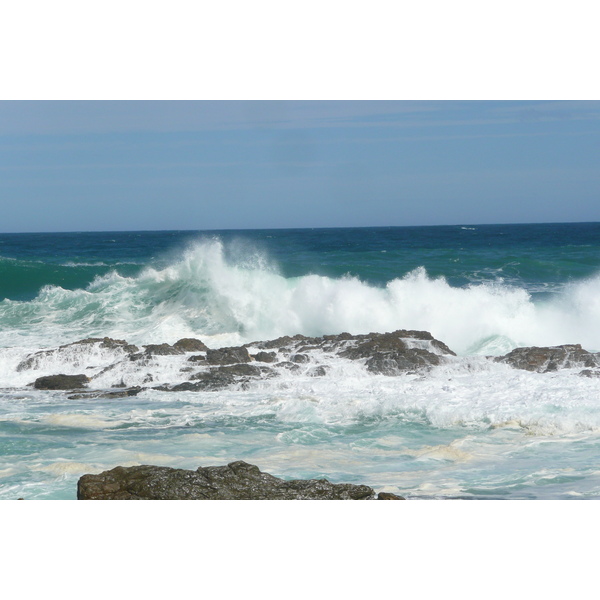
[495,344,600,373]
[22,330,458,395]
[33,374,90,390]
[77,460,402,500]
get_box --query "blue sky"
[1,100,599,233]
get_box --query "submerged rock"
[33,374,90,390]
[77,460,384,500]
[17,337,138,371]
[495,344,599,373]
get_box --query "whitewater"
[1,223,600,499]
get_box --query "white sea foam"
[1,238,600,356]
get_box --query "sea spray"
[2,237,600,353]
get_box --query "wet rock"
[578,369,600,378]
[339,330,451,374]
[377,492,406,500]
[250,334,314,350]
[275,361,301,372]
[173,338,209,353]
[77,460,376,500]
[73,337,139,353]
[67,387,142,400]
[365,348,441,375]
[182,364,275,391]
[33,374,90,390]
[252,351,277,363]
[143,343,183,356]
[495,344,599,373]
[290,353,310,364]
[16,337,138,371]
[308,365,329,377]
[188,354,206,363]
[206,346,251,365]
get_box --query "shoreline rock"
[494,344,600,373]
[77,460,405,500]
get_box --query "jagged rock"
[252,351,277,363]
[33,374,90,390]
[339,330,452,374]
[495,344,599,373]
[173,338,209,353]
[143,343,183,356]
[250,334,314,350]
[77,460,377,500]
[206,346,251,365]
[365,348,442,375]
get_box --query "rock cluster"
[77,460,404,500]
[23,330,456,395]
[494,344,600,374]
[21,332,600,397]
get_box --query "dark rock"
[73,337,139,353]
[77,460,376,500]
[33,374,90,390]
[173,338,209,353]
[308,366,329,377]
[188,354,206,363]
[365,348,441,375]
[377,492,406,500]
[67,387,142,400]
[578,369,600,378]
[251,334,313,350]
[206,346,251,365]
[495,344,599,373]
[143,343,183,356]
[252,351,277,363]
[275,361,301,372]
[290,353,310,364]
[339,330,451,375]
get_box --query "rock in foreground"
[77,460,403,500]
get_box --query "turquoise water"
[2,223,600,499]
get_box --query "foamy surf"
[2,238,600,354]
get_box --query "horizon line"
[2,219,600,236]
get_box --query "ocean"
[1,222,600,500]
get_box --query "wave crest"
[1,238,600,353]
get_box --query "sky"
[1,100,599,233]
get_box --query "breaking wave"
[1,238,600,354]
